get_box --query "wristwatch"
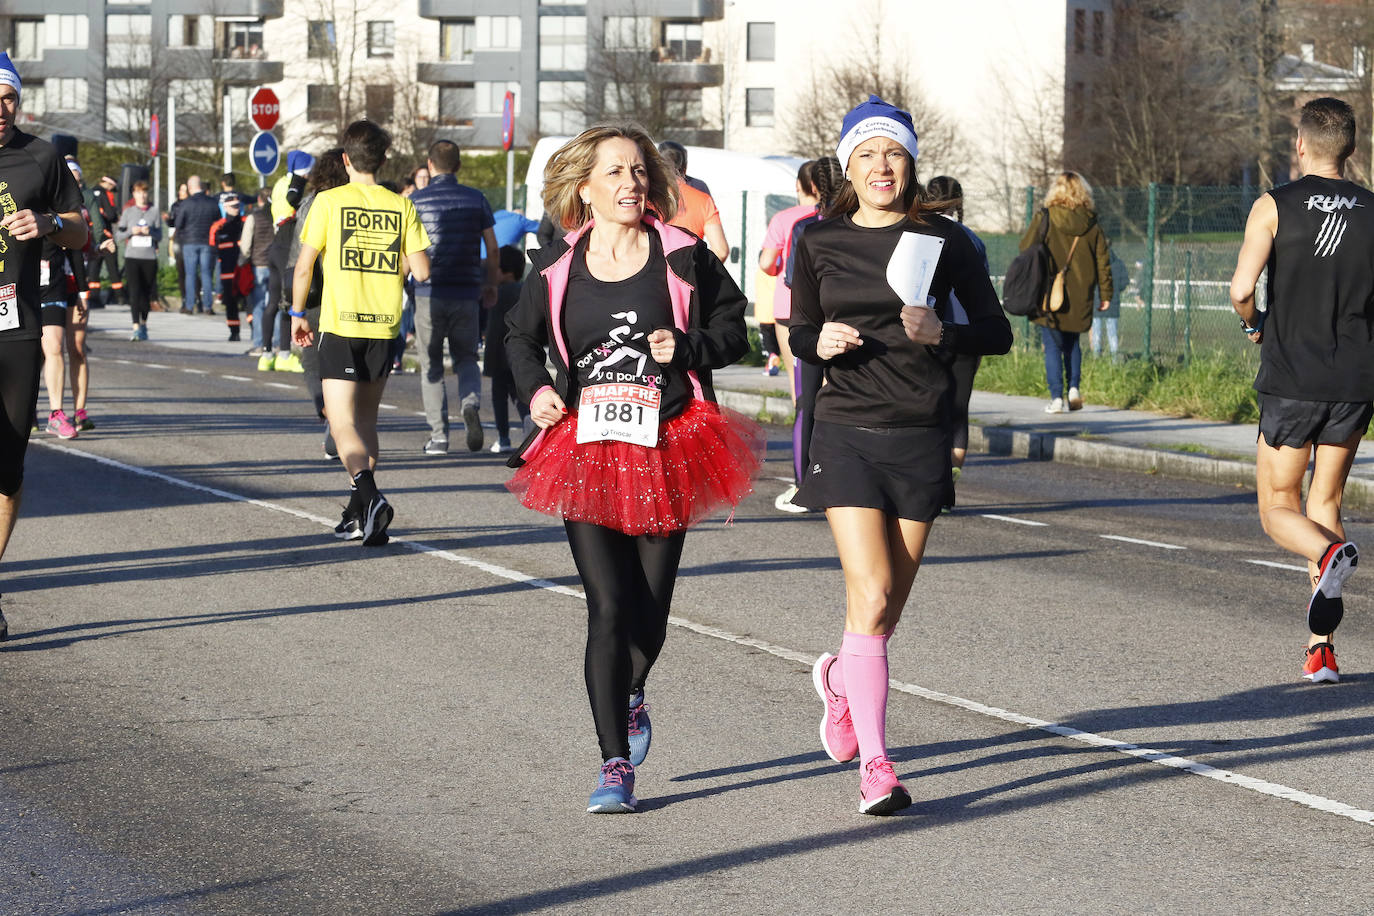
[938,321,956,349]
[45,212,64,236]
[1240,312,1266,334]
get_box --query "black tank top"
[1260,175,1374,401]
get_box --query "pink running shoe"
[46,409,78,440]
[812,653,858,763]
[859,755,911,815]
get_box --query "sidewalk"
[710,364,1374,508]
[84,307,1374,507]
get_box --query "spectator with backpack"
[1017,171,1113,413]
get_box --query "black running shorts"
[316,332,393,383]
[40,302,68,327]
[0,339,43,496]
[793,420,953,522]
[1257,392,1374,449]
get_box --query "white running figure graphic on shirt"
[589,310,649,379]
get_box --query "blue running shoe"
[628,692,651,766]
[587,757,636,813]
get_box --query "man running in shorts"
[1230,96,1374,683]
[291,120,430,546]
[0,52,89,638]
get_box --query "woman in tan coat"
[1019,171,1113,412]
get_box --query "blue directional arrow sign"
[250,130,280,176]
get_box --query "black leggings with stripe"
[564,520,686,762]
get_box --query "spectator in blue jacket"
[481,208,541,258]
[409,140,499,454]
[171,175,223,314]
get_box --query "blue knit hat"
[0,52,21,103]
[286,149,315,176]
[836,95,917,171]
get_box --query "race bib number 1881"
[576,383,661,448]
[0,284,19,332]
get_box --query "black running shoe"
[361,494,393,546]
[333,508,363,541]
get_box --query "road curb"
[719,386,1374,510]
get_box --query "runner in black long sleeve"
[786,95,1012,814]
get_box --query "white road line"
[1247,559,1308,572]
[181,368,208,375]
[222,375,251,382]
[1100,534,1186,550]
[981,513,1049,527]
[264,382,296,390]
[143,363,170,369]
[32,439,1374,829]
[379,404,398,411]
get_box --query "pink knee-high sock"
[838,630,889,766]
[827,628,893,697]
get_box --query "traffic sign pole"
[502,91,515,211]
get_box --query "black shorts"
[40,302,68,327]
[0,338,43,496]
[316,332,394,383]
[1257,392,1374,449]
[793,420,953,522]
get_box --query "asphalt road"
[2,335,1372,915]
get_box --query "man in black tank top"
[1230,96,1371,683]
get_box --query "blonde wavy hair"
[542,123,679,232]
[1044,171,1095,210]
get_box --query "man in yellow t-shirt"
[291,120,431,547]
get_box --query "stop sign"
[249,87,280,131]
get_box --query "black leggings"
[0,340,41,496]
[564,520,686,761]
[490,369,528,441]
[124,258,157,325]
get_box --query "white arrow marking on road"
[1100,534,1186,550]
[30,439,1374,829]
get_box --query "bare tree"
[975,65,1064,231]
[782,21,964,179]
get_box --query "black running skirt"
[793,420,952,522]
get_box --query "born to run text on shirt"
[340,207,402,274]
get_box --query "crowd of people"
[1,45,1370,817]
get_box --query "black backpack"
[1002,208,1052,317]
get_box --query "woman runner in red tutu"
[504,123,763,813]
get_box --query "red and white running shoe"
[1303,642,1340,684]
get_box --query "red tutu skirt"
[507,399,765,536]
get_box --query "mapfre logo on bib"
[339,207,401,274]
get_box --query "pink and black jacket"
[504,215,749,467]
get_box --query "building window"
[440,19,475,62]
[475,81,521,116]
[46,77,87,112]
[1070,81,1085,121]
[538,80,585,134]
[168,15,212,49]
[745,88,774,127]
[477,16,522,51]
[438,84,475,126]
[107,15,152,69]
[22,83,44,115]
[604,16,650,50]
[307,84,338,122]
[308,21,336,58]
[1073,8,1085,54]
[13,19,43,60]
[661,22,702,62]
[539,17,586,70]
[1092,10,1104,56]
[45,15,89,49]
[746,22,775,61]
[106,77,150,135]
[367,21,395,58]
[366,85,394,122]
[170,79,213,113]
[220,19,266,59]
[663,87,702,127]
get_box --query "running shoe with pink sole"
[812,653,858,763]
[859,755,911,815]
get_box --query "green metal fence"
[986,184,1263,367]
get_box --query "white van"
[521,136,804,302]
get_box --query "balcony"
[656,60,722,87]
[601,0,724,18]
[217,58,285,85]
[165,0,283,16]
[416,60,475,85]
